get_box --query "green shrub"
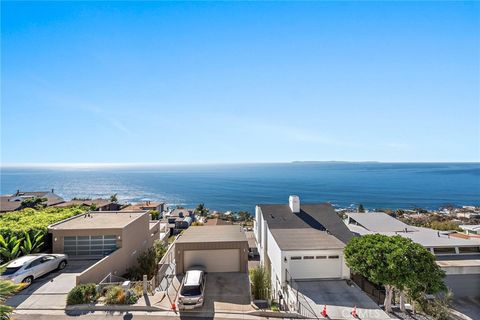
[250,266,270,300]
[66,283,97,305]
[125,289,139,304]
[104,286,125,305]
[124,240,167,280]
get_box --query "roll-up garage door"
[184,249,240,273]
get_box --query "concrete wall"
[174,240,249,274]
[444,274,480,298]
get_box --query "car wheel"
[58,260,67,270]
[21,276,33,286]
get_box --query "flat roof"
[347,212,417,232]
[436,259,480,268]
[270,228,346,251]
[347,223,480,247]
[176,225,247,243]
[49,211,147,230]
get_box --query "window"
[316,256,327,259]
[303,256,314,260]
[328,255,339,259]
[290,256,302,260]
[433,247,456,254]
[63,235,118,256]
[27,258,43,269]
[459,247,480,254]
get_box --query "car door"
[26,258,44,278]
[39,255,57,275]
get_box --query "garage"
[184,249,240,273]
[174,225,249,274]
[288,254,342,279]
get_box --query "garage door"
[288,254,342,279]
[63,235,117,257]
[184,249,240,273]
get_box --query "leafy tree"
[344,234,445,313]
[0,267,22,319]
[358,204,365,213]
[110,194,118,203]
[148,210,160,220]
[20,197,47,209]
[250,266,270,300]
[195,203,208,217]
[89,204,97,211]
[20,231,45,256]
[429,221,460,231]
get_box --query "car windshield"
[181,285,201,296]
[1,267,21,275]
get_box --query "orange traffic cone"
[171,303,177,311]
[321,305,328,317]
[351,305,358,318]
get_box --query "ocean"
[1,162,479,213]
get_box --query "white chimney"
[289,195,300,213]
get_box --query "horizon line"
[1,160,479,169]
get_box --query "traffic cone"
[321,305,328,317]
[171,303,176,311]
[351,305,358,318]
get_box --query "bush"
[125,289,139,304]
[104,286,126,305]
[250,266,270,300]
[124,240,167,280]
[66,283,97,305]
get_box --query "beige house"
[174,225,249,274]
[49,211,160,284]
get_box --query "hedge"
[0,206,86,238]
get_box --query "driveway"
[7,259,97,310]
[169,272,253,315]
[296,280,392,319]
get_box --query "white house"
[254,196,353,298]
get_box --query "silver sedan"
[0,253,68,286]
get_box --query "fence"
[284,269,320,319]
[351,273,386,305]
[155,234,180,306]
[97,273,156,295]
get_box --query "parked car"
[177,266,206,310]
[0,254,68,286]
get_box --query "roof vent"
[289,195,300,213]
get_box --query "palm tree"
[110,194,118,203]
[195,203,208,217]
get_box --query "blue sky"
[1,1,479,164]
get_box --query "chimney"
[51,188,54,193]
[289,195,300,213]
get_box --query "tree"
[344,234,445,313]
[358,204,365,213]
[109,194,118,203]
[149,210,160,220]
[195,203,208,217]
[20,197,47,209]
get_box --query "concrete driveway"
[176,272,254,315]
[296,280,392,319]
[7,259,97,310]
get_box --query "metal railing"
[285,269,320,319]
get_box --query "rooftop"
[204,218,232,226]
[176,225,247,243]
[258,203,354,246]
[121,201,164,211]
[347,212,417,232]
[346,212,480,248]
[460,225,480,231]
[54,198,115,208]
[48,211,147,230]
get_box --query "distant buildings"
[0,189,64,213]
[54,198,121,211]
[121,201,165,213]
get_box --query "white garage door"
[184,249,240,273]
[288,254,342,279]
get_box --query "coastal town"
[0,190,479,320]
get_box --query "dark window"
[316,256,327,259]
[433,247,456,254]
[328,255,339,259]
[290,256,302,260]
[458,247,480,253]
[27,258,43,269]
[303,256,314,260]
[1,267,21,275]
[181,285,201,296]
